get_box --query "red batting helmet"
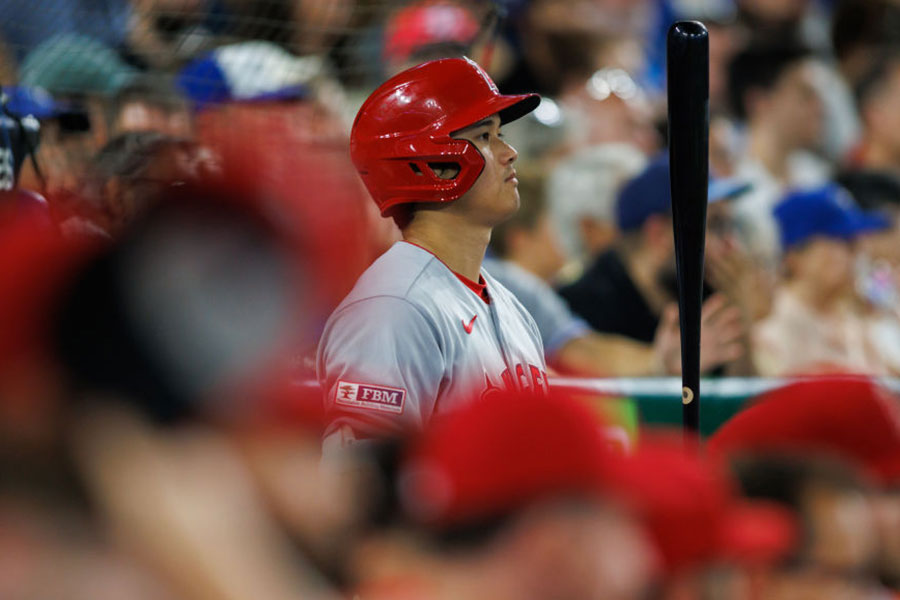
[350,57,540,222]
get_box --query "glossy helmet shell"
[350,57,540,220]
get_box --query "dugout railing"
[297,377,900,438]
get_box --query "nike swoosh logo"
[462,314,477,334]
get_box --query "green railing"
[549,377,900,437]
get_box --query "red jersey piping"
[401,240,491,304]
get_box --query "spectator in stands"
[850,48,900,174]
[558,156,758,374]
[73,132,217,237]
[125,0,218,70]
[17,34,140,197]
[288,0,355,57]
[111,74,192,138]
[558,67,660,157]
[839,169,900,279]
[753,184,891,376]
[734,0,814,43]
[836,170,900,375]
[0,0,130,63]
[831,0,900,85]
[487,169,745,377]
[381,0,481,76]
[726,41,829,269]
[497,0,660,158]
[546,143,646,276]
[500,0,651,98]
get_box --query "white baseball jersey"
[317,241,548,445]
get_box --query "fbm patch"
[335,381,406,414]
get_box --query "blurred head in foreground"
[0,163,372,597]
[350,390,659,600]
[611,431,798,600]
[711,376,900,593]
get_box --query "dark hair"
[80,132,196,231]
[853,46,900,113]
[89,131,180,183]
[836,168,900,211]
[831,0,900,65]
[489,169,548,258]
[726,42,813,121]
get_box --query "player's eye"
[479,132,491,141]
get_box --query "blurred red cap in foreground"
[708,377,900,485]
[610,432,797,574]
[399,391,614,528]
[0,173,322,421]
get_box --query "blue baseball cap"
[615,155,751,231]
[2,86,78,120]
[774,183,891,250]
[176,41,315,111]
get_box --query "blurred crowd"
[1,0,900,599]
[2,0,900,378]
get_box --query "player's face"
[451,115,521,227]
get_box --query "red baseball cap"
[609,432,798,573]
[398,390,616,529]
[383,1,480,64]
[708,377,900,486]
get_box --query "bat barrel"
[667,21,709,435]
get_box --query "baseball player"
[317,57,548,448]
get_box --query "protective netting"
[0,0,501,110]
[0,0,512,206]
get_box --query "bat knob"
[669,20,708,40]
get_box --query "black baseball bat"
[667,21,709,435]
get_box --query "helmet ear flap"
[367,135,485,220]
